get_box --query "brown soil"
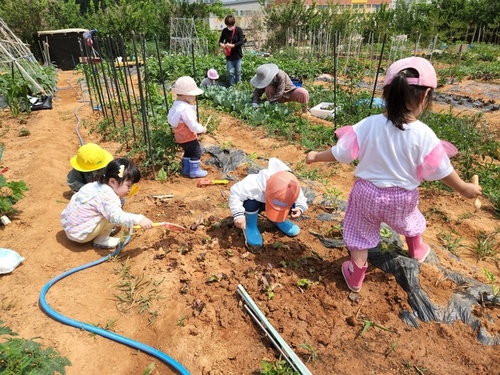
[0,71,499,375]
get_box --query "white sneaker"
[93,235,120,249]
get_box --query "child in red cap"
[306,56,482,293]
[229,157,308,248]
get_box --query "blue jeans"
[226,58,242,86]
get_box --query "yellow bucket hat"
[70,143,114,172]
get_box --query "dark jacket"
[218,26,244,61]
[252,70,297,104]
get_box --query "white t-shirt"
[332,114,454,190]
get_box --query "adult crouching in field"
[250,63,310,114]
[218,15,244,86]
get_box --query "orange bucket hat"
[70,143,113,172]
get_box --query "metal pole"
[370,33,387,113]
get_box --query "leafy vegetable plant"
[0,320,71,374]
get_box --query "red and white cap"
[384,57,437,89]
[265,171,300,223]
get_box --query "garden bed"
[0,71,499,375]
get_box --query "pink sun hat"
[384,57,437,89]
[207,69,219,80]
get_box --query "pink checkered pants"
[343,179,426,251]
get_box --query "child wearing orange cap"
[66,143,113,193]
[229,157,308,248]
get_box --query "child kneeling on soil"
[66,143,113,193]
[229,157,308,248]
[168,76,208,178]
[306,56,482,293]
[61,158,154,249]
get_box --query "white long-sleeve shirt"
[229,158,308,219]
[61,182,144,241]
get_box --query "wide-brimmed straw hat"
[250,64,279,89]
[70,143,113,172]
[173,76,204,96]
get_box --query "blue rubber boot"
[188,159,208,178]
[274,220,300,237]
[244,211,263,247]
[181,157,190,176]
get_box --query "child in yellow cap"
[66,143,113,193]
[61,158,154,249]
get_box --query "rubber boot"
[405,235,430,263]
[181,157,190,176]
[243,211,262,247]
[341,260,368,292]
[188,159,208,179]
[273,220,300,237]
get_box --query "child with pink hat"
[200,69,219,88]
[306,56,482,293]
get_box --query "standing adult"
[218,15,244,86]
[250,63,310,113]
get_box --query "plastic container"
[310,102,339,119]
[291,79,302,87]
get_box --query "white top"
[229,158,308,219]
[167,100,206,133]
[332,114,453,190]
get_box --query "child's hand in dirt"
[234,217,246,230]
[290,208,302,218]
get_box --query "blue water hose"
[39,230,190,375]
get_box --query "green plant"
[177,315,187,327]
[0,173,28,216]
[112,259,165,321]
[261,358,298,375]
[296,278,317,290]
[300,343,317,362]
[437,231,464,255]
[143,362,156,375]
[483,269,500,305]
[18,127,30,137]
[359,319,396,336]
[157,167,167,181]
[0,320,71,374]
[469,230,499,261]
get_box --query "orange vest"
[173,122,197,144]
